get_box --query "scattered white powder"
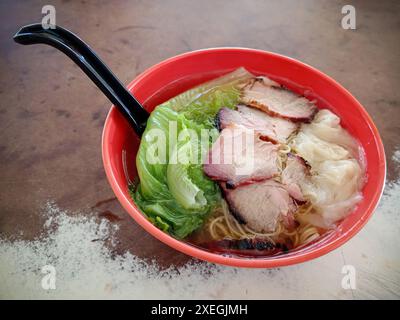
[393,149,400,164]
[1,180,399,299]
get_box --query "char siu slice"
[217,105,297,143]
[203,125,279,188]
[281,153,310,202]
[221,180,297,233]
[241,77,317,122]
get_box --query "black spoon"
[13,23,149,136]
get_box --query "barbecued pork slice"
[281,153,310,202]
[203,125,279,188]
[222,180,297,233]
[216,105,297,143]
[241,77,317,122]
[237,105,298,142]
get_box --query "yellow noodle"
[298,224,320,245]
[221,202,245,238]
[278,144,291,154]
[209,216,224,239]
[296,202,313,216]
[215,222,230,238]
[292,232,300,247]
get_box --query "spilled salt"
[392,148,400,164]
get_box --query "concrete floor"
[0,0,399,298]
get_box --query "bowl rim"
[102,47,386,268]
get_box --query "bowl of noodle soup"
[102,48,386,267]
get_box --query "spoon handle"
[13,23,149,136]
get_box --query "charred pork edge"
[245,100,317,123]
[209,238,276,250]
[219,183,247,225]
[286,152,312,171]
[215,108,223,132]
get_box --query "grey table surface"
[0,0,399,299]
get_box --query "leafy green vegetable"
[162,67,253,128]
[133,68,253,238]
[167,140,207,210]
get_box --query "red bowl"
[102,48,386,268]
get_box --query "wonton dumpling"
[303,159,362,203]
[292,131,350,166]
[300,159,363,227]
[297,193,363,228]
[303,109,360,157]
[291,109,364,228]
